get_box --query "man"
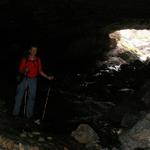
[13,46,54,119]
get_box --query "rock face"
[141,79,150,108]
[119,113,150,150]
[121,112,141,128]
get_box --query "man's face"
[30,47,37,56]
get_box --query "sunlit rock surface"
[108,29,150,64]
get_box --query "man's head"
[29,46,38,56]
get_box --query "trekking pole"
[24,88,28,116]
[23,75,28,116]
[42,87,51,120]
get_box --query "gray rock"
[32,132,40,136]
[30,146,39,150]
[119,113,150,150]
[19,143,24,150]
[47,137,53,140]
[85,143,102,150]
[121,112,140,128]
[111,147,119,150]
[38,137,45,142]
[63,147,69,150]
[20,132,27,138]
[141,79,150,108]
[28,133,34,138]
[72,124,100,144]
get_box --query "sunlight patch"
[109,29,150,62]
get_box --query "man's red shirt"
[19,57,42,78]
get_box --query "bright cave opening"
[108,29,150,63]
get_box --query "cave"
[100,26,150,70]
[0,1,150,150]
[109,29,150,62]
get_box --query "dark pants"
[13,77,37,118]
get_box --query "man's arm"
[19,58,28,74]
[39,71,54,80]
[38,58,54,80]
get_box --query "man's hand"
[24,67,29,74]
[47,76,54,80]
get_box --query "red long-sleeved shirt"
[19,57,42,78]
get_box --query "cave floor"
[0,100,83,150]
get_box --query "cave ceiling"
[0,0,150,60]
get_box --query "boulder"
[71,124,100,145]
[71,124,103,150]
[119,113,150,150]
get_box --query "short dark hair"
[30,46,38,49]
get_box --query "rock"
[119,88,134,93]
[38,137,45,142]
[30,146,39,150]
[69,97,114,125]
[32,132,40,136]
[64,147,69,150]
[28,133,34,138]
[111,147,119,150]
[20,132,27,138]
[18,144,40,150]
[85,143,102,150]
[141,79,150,108]
[47,137,53,140]
[71,124,99,144]
[119,113,150,150]
[19,143,24,150]
[0,136,17,150]
[121,112,140,128]
[34,120,41,125]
